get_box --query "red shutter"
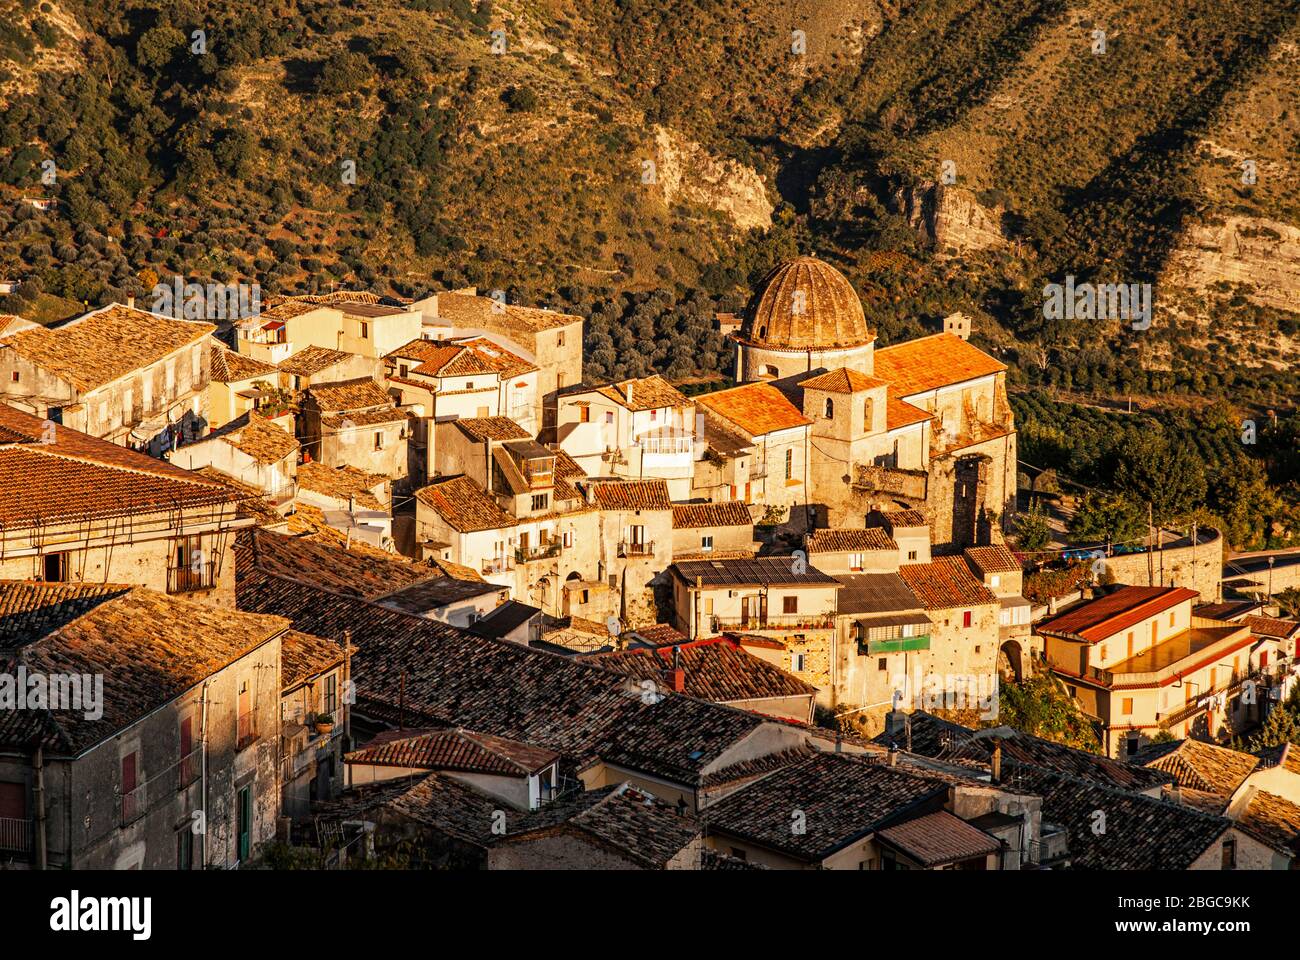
[180,717,192,755]
[0,782,25,819]
[122,753,137,793]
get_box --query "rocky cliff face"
[892,182,1007,253]
[653,126,774,233]
[1164,216,1300,313]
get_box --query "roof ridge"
[14,442,243,494]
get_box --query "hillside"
[0,0,1297,407]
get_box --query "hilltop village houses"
[1,257,1297,871]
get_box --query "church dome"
[739,256,873,351]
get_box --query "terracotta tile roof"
[886,394,934,430]
[315,772,500,850]
[0,584,288,754]
[624,623,688,647]
[321,407,409,430]
[295,462,387,511]
[592,375,689,411]
[898,558,997,610]
[706,752,945,862]
[304,377,393,412]
[1236,789,1300,855]
[1130,738,1259,801]
[224,412,299,465]
[429,557,486,583]
[874,712,1174,792]
[1245,616,1300,640]
[875,809,1001,867]
[346,727,558,776]
[671,501,753,529]
[236,527,437,601]
[376,576,504,614]
[964,544,1022,575]
[1036,586,1200,644]
[281,629,346,690]
[210,344,278,383]
[0,304,214,392]
[797,368,889,393]
[806,528,898,553]
[1003,765,1231,869]
[454,416,531,442]
[699,744,817,788]
[0,403,246,527]
[415,475,517,533]
[500,782,701,868]
[872,333,1007,397]
[591,479,672,511]
[193,467,287,527]
[590,639,818,708]
[740,257,873,350]
[386,338,464,370]
[869,509,928,530]
[671,557,840,589]
[433,291,578,334]
[236,549,776,788]
[277,345,353,376]
[696,382,812,437]
[0,582,131,649]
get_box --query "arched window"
[757,325,767,339]
[785,448,793,479]
[864,397,874,428]
[824,398,834,419]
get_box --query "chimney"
[670,645,685,692]
[887,746,899,767]
[991,740,1002,784]
[127,295,136,309]
[886,708,907,738]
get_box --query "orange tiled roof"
[806,528,898,553]
[211,344,278,384]
[593,375,690,412]
[415,475,517,533]
[591,479,672,511]
[798,368,889,393]
[454,416,531,442]
[1036,586,1200,645]
[1,304,213,392]
[281,629,347,690]
[225,412,299,465]
[278,345,353,376]
[0,403,246,527]
[873,333,1006,397]
[345,727,558,775]
[898,558,997,610]
[304,377,394,412]
[696,382,812,437]
[886,394,934,430]
[964,545,1022,575]
[672,501,753,529]
[432,291,579,335]
[295,461,388,511]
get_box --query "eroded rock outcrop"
[653,126,774,233]
[892,182,1007,253]
[1165,216,1300,313]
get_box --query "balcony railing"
[121,783,146,826]
[178,746,202,790]
[237,710,257,751]
[516,542,562,563]
[618,540,656,558]
[713,613,836,631]
[482,557,514,575]
[167,562,216,595]
[0,817,32,854]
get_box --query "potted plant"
[311,713,335,736]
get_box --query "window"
[579,406,589,423]
[650,409,658,421]
[783,596,798,615]
[532,493,549,511]
[10,371,17,382]
[580,590,589,604]
[466,381,475,391]
[237,685,254,750]
[121,752,139,824]
[399,364,409,378]
[1221,838,1236,869]
[1099,645,1107,662]
[359,321,369,339]
[878,658,888,671]
[1121,697,1134,715]
[237,787,252,862]
[730,847,748,861]
[907,550,918,561]
[605,411,614,425]
[824,398,834,418]
[1169,612,1175,627]
[562,530,574,548]
[849,552,863,571]
[557,331,564,348]
[374,431,384,451]
[324,674,337,715]
[962,610,973,628]
[990,574,1000,589]
[41,552,68,583]
[784,449,793,479]
[177,828,194,869]
[191,347,201,381]
[701,535,714,552]
[792,653,805,671]
[864,398,873,425]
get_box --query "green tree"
[1247,690,1300,751]
[1115,434,1207,525]
[317,51,371,95]
[1068,491,1146,546]
[1014,501,1052,551]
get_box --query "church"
[718,255,1018,551]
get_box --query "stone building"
[0,303,215,454]
[277,345,381,395]
[385,337,539,437]
[279,630,349,819]
[208,344,280,431]
[0,583,287,869]
[670,501,756,559]
[0,403,251,608]
[171,411,299,503]
[298,378,410,483]
[236,292,422,366]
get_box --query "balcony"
[482,557,515,575]
[178,746,202,790]
[120,783,146,826]
[516,541,562,563]
[0,817,32,854]
[618,540,656,558]
[713,613,836,631]
[167,562,216,595]
[862,633,931,655]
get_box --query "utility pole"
[1147,502,1155,586]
